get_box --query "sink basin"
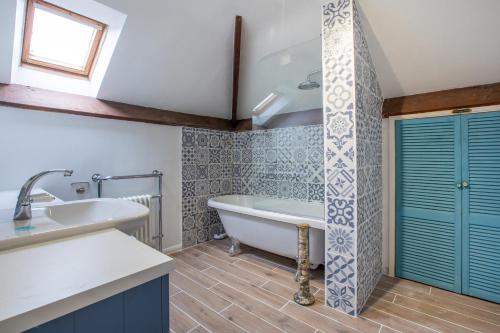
[45,199,147,227]
[0,198,149,251]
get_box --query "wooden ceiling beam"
[231,15,242,126]
[383,82,500,117]
[0,84,233,130]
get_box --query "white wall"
[0,106,182,251]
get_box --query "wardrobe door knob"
[456,182,462,189]
[462,180,470,188]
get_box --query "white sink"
[0,198,149,251]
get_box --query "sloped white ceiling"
[1,0,499,118]
[95,0,322,119]
[357,0,500,99]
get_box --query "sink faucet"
[13,169,73,220]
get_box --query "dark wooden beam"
[0,84,233,130]
[383,82,500,117]
[234,118,252,132]
[231,15,242,126]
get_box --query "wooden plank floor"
[168,239,500,333]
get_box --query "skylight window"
[22,0,107,77]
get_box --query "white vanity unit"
[0,189,175,333]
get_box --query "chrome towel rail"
[92,170,164,252]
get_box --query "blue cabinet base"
[26,275,169,333]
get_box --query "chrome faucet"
[13,169,73,220]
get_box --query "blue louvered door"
[462,112,500,303]
[395,116,462,292]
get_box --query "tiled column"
[322,0,383,315]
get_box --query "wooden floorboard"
[376,280,500,325]
[171,292,244,333]
[361,306,436,333]
[393,295,500,333]
[189,326,210,333]
[430,287,500,315]
[170,271,231,312]
[171,257,218,288]
[210,283,315,333]
[367,296,477,333]
[281,302,359,333]
[170,303,198,333]
[168,240,500,333]
[204,267,288,309]
[220,304,283,333]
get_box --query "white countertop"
[0,229,175,333]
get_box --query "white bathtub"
[208,195,325,268]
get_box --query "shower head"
[298,80,321,90]
[298,69,322,90]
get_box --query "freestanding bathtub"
[208,195,325,268]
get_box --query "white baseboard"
[163,243,182,254]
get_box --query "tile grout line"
[213,303,251,333]
[169,289,182,298]
[288,299,370,333]
[171,276,235,315]
[207,273,321,332]
[232,256,324,292]
[174,290,246,333]
[173,256,218,287]
[378,285,500,326]
[371,298,480,333]
[357,314,395,333]
[367,306,441,333]
[394,300,488,333]
[217,303,234,315]
[258,279,269,287]
[278,300,291,311]
[170,300,204,333]
[193,248,273,286]
[207,265,291,308]
[193,245,280,279]
[186,324,213,333]
[231,302,287,333]
[378,280,500,316]
[184,244,498,333]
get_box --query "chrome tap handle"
[13,169,73,220]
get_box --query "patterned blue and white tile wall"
[234,125,325,202]
[181,128,232,247]
[322,0,383,315]
[182,125,325,246]
[353,0,384,312]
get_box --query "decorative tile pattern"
[327,253,356,288]
[233,125,325,203]
[182,125,325,247]
[323,0,358,315]
[353,0,384,312]
[323,0,383,316]
[181,128,229,246]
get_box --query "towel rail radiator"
[91,170,164,252]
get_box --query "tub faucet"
[13,169,73,220]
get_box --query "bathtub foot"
[228,237,242,257]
